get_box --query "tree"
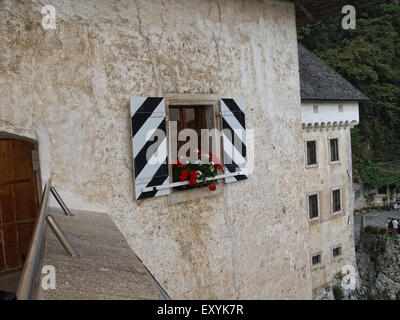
[298,3,400,187]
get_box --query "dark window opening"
[312,254,321,266]
[169,105,207,154]
[309,194,319,219]
[332,189,341,213]
[330,138,339,162]
[332,246,342,258]
[306,141,317,166]
[378,186,387,195]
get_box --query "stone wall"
[357,233,400,299]
[0,0,312,299]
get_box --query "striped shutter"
[130,97,170,200]
[221,98,248,183]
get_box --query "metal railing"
[50,187,74,216]
[16,180,78,300]
[16,180,51,300]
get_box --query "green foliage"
[357,160,400,189]
[298,3,400,185]
[172,153,221,190]
[333,285,344,300]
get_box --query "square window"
[312,253,321,266]
[306,141,317,166]
[338,104,344,112]
[167,98,220,193]
[330,138,339,163]
[313,105,319,113]
[332,188,342,214]
[378,186,387,195]
[169,105,208,152]
[308,193,319,220]
[332,246,342,259]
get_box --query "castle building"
[0,0,374,299]
[299,44,368,291]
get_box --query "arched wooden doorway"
[0,139,40,274]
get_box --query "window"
[130,95,248,201]
[332,245,342,259]
[313,105,319,113]
[329,138,339,163]
[169,105,208,153]
[338,104,344,112]
[378,186,387,195]
[312,253,322,266]
[306,140,317,167]
[168,102,217,190]
[332,188,342,214]
[308,193,319,220]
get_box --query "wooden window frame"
[169,105,207,152]
[165,93,222,204]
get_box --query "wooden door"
[0,139,40,274]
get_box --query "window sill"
[329,161,340,165]
[308,217,320,223]
[311,263,324,270]
[306,164,318,169]
[331,210,343,216]
[168,183,223,205]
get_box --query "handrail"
[16,180,51,300]
[50,187,74,216]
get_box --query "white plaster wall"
[0,0,312,299]
[301,101,359,125]
[303,127,357,290]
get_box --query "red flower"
[188,170,197,185]
[189,170,197,177]
[179,170,189,181]
[216,163,223,170]
[209,184,216,191]
[177,160,186,168]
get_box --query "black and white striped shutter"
[130,97,170,200]
[221,98,248,183]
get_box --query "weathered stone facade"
[303,121,357,291]
[0,0,313,299]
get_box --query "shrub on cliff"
[365,226,377,234]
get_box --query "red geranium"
[177,160,185,168]
[188,170,197,185]
[172,159,186,168]
[179,169,189,181]
[209,184,216,191]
